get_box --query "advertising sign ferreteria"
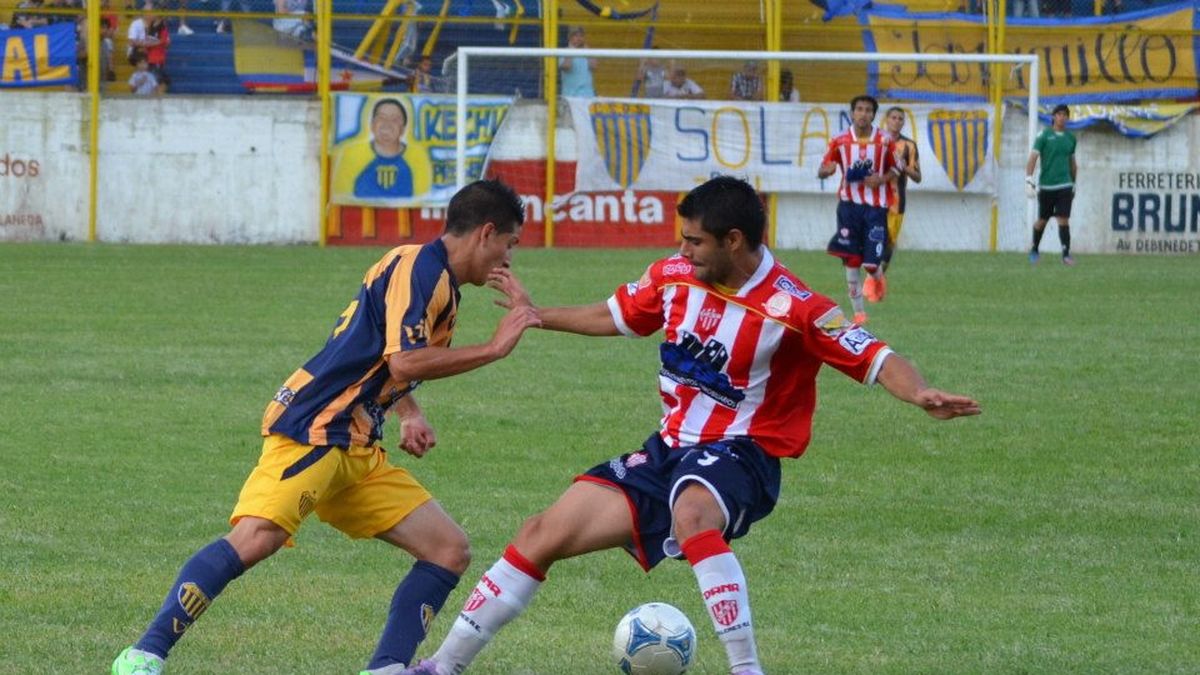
[863,0,1200,103]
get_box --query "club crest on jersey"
[764,291,792,318]
[814,306,850,337]
[837,326,876,355]
[928,109,989,191]
[589,101,652,189]
[773,276,812,301]
[698,307,722,331]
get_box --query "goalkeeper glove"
[1025,177,1038,199]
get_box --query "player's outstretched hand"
[488,267,533,309]
[398,411,437,457]
[490,304,542,359]
[1025,177,1038,199]
[913,388,981,420]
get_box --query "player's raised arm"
[386,305,541,383]
[874,352,981,420]
[539,301,621,336]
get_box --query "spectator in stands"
[175,0,193,34]
[779,68,800,102]
[215,0,250,33]
[126,2,160,62]
[145,12,171,91]
[662,67,705,100]
[13,0,50,29]
[128,50,159,95]
[412,55,435,93]
[1010,0,1039,17]
[635,47,668,98]
[273,0,312,41]
[730,60,763,101]
[100,15,117,81]
[559,25,595,97]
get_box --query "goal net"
[451,47,1039,251]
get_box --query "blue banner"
[1,23,77,88]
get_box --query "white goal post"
[453,47,1040,250]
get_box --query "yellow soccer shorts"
[231,434,432,542]
[887,210,905,250]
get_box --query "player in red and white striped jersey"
[818,94,901,324]
[409,176,980,675]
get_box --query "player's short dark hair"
[676,175,765,250]
[1052,103,1070,116]
[444,179,525,236]
[886,105,906,117]
[372,98,407,126]
[850,94,879,115]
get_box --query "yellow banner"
[865,3,1199,103]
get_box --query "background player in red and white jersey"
[818,94,901,324]
[404,176,980,675]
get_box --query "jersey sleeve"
[383,254,441,356]
[1032,130,1046,154]
[608,263,666,337]
[800,298,892,384]
[822,138,841,167]
[880,137,898,174]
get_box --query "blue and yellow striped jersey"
[261,240,459,448]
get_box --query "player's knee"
[511,511,564,565]
[226,517,288,567]
[437,530,472,576]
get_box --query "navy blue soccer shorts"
[578,433,781,571]
[827,200,889,270]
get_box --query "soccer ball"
[611,602,697,674]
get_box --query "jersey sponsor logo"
[814,306,850,338]
[764,291,792,318]
[772,276,813,301]
[696,451,719,467]
[710,599,740,626]
[177,582,211,621]
[659,332,745,409]
[837,326,877,355]
[625,451,649,469]
[662,261,693,276]
[273,385,296,407]
[703,582,740,599]
[698,307,722,331]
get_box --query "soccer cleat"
[360,664,413,675]
[853,311,868,325]
[862,275,880,303]
[1062,255,1075,266]
[1029,250,1040,264]
[875,274,887,301]
[396,659,441,674]
[112,647,164,675]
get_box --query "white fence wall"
[2,92,1197,253]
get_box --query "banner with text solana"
[569,98,996,195]
[0,23,77,88]
[863,1,1200,103]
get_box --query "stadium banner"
[326,159,681,248]
[329,93,512,207]
[862,1,1200,104]
[568,98,995,195]
[0,23,77,88]
[1037,102,1200,138]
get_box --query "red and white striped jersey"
[824,125,897,208]
[607,250,892,459]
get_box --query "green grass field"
[1,243,1197,674]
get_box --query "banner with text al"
[568,98,996,195]
[0,23,77,88]
[330,93,512,207]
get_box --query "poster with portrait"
[329,93,513,207]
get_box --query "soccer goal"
[452,47,1040,251]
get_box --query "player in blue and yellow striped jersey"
[113,180,541,675]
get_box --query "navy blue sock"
[367,560,460,669]
[135,538,246,659]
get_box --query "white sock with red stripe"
[681,530,761,672]
[430,545,544,674]
[845,266,864,314]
